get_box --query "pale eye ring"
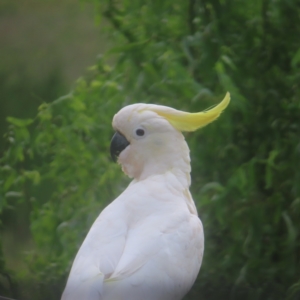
[136,129,145,136]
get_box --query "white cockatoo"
[61,93,230,300]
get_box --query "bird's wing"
[102,210,203,300]
[100,179,204,300]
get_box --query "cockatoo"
[61,93,230,300]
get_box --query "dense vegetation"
[0,0,299,299]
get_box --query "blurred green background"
[0,0,299,299]
[0,0,109,297]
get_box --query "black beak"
[110,131,130,162]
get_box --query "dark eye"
[136,129,145,136]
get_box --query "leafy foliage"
[0,0,300,299]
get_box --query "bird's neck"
[136,139,191,188]
[131,142,198,216]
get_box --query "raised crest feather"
[148,92,230,132]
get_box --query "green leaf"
[6,117,33,127]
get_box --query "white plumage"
[62,95,230,300]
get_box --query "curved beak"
[110,131,130,162]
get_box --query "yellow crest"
[149,92,230,132]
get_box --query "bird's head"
[111,93,230,181]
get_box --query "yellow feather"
[150,92,230,132]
